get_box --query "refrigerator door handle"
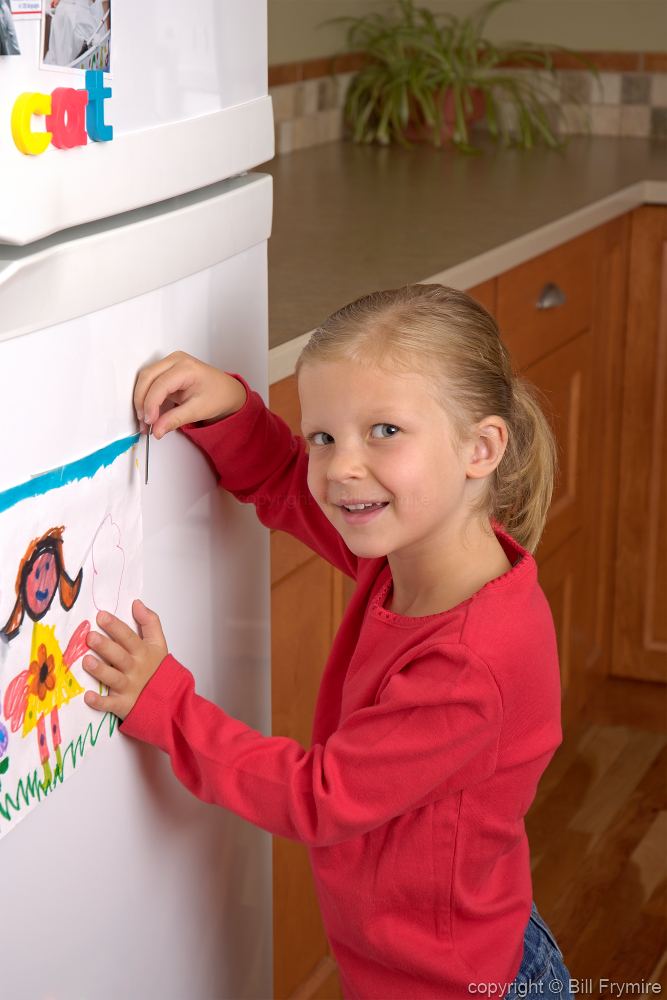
[0,172,273,344]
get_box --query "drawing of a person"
[1,528,87,787]
[9,622,86,785]
[1,526,82,641]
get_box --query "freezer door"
[0,176,273,998]
[1,1,274,244]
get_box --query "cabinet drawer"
[496,228,597,370]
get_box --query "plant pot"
[403,87,486,144]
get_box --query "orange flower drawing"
[27,644,57,702]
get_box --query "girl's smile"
[338,500,390,525]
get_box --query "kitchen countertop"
[257,135,666,384]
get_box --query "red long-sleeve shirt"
[120,373,563,999]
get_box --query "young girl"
[82,283,571,999]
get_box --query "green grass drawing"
[0,711,120,827]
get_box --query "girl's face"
[298,360,474,561]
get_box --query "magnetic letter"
[85,69,113,143]
[46,88,89,150]
[11,92,53,156]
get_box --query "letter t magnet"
[85,69,113,142]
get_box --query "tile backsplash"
[271,73,355,154]
[270,69,667,155]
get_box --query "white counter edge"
[268,178,667,386]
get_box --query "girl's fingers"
[151,397,203,439]
[82,654,127,692]
[84,688,124,716]
[87,630,131,670]
[133,355,178,422]
[132,599,166,645]
[141,365,196,428]
[95,612,141,652]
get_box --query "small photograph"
[42,0,110,72]
[0,0,21,54]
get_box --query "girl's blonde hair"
[294,283,558,555]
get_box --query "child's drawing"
[91,515,125,615]
[0,434,142,840]
[1,526,83,640]
[0,710,8,779]
[3,619,90,786]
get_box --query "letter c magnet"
[11,92,53,156]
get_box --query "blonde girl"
[82,283,571,998]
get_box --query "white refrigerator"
[0,4,274,998]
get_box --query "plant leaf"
[325,0,593,153]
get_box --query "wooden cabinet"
[271,535,335,999]
[496,228,597,371]
[267,210,665,998]
[611,206,667,683]
[495,218,631,722]
[267,379,344,1000]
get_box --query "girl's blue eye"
[310,432,333,446]
[371,424,400,439]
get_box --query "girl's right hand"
[134,351,247,439]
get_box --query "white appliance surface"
[0,180,273,999]
[1,1,274,244]
[0,171,273,344]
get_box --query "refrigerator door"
[1,1,273,245]
[0,173,273,999]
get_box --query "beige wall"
[268,1,667,65]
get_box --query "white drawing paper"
[0,434,142,841]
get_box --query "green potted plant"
[324,0,597,154]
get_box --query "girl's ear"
[465,419,508,479]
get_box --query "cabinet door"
[521,331,594,720]
[580,217,631,693]
[497,219,630,717]
[612,206,667,683]
[271,532,342,999]
[536,528,588,701]
[525,331,594,560]
[269,378,344,1000]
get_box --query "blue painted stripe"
[0,434,140,514]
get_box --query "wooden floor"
[527,674,667,990]
[302,673,667,999]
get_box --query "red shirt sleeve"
[178,373,358,580]
[119,645,502,848]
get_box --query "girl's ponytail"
[493,374,559,554]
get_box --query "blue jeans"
[507,902,571,997]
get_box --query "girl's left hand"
[82,600,168,720]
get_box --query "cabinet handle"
[536,282,567,310]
